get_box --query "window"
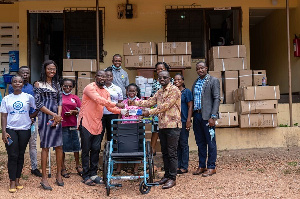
[64,8,104,61]
[166,7,242,60]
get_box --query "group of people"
[0,53,220,192]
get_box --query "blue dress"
[34,81,63,148]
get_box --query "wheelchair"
[102,119,158,196]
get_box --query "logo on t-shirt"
[71,98,76,103]
[13,101,23,110]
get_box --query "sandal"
[61,169,70,178]
[76,166,83,176]
[82,179,96,186]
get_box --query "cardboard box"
[62,71,76,94]
[210,58,247,71]
[77,72,95,99]
[239,70,252,88]
[123,42,156,55]
[158,55,191,67]
[124,55,157,68]
[253,70,267,86]
[216,112,239,127]
[63,59,97,72]
[239,114,278,128]
[224,71,238,104]
[209,71,223,103]
[219,104,235,112]
[233,86,280,102]
[158,42,192,55]
[210,45,246,59]
[235,100,278,114]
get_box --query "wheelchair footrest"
[111,183,122,187]
[147,182,159,186]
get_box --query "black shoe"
[155,177,169,185]
[31,169,42,177]
[56,179,64,186]
[40,182,52,191]
[162,179,176,189]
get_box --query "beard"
[96,81,105,87]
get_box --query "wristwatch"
[211,114,218,120]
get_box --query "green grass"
[257,168,264,173]
[21,174,29,180]
[283,169,292,175]
[287,161,298,166]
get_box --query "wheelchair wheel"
[139,180,151,194]
[103,142,110,183]
[146,141,154,183]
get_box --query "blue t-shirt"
[9,82,35,114]
[181,88,193,122]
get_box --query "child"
[116,83,142,174]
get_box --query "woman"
[102,67,123,142]
[174,74,193,174]
[34,60,63,190]
[151,62,174,155]
[60,78,83,178]
[1,75,37,193]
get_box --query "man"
[78,70,127,186]
[128,71,181,189]
[110,54,129,98]
[191,61,220,177]
[8,66,42,177]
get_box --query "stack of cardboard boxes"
[157,42,192,67]
[124,42,192,68]
[233,86,280,128]
[135,76,154,99]
[63,59,97,99]
[123,42,157,68]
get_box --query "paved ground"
[0,146,300,198]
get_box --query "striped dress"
[34,81,63,148]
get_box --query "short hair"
[174,73,185,88]
[61,78,75,87]
[196,61,207,67]
[11,74,24,83]
[155,62,170,71]
[19,66,30,70]
[113,54,122,60]
[159,70,170,77]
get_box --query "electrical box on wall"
[117,4,136,19]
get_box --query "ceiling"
[249,9,276,28]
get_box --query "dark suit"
[192,74,220,169]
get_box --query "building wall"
[0,0,295,90]
[0,4,19,23]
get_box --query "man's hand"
[70,110,78,115]
[116,103,125,109]
[120,109,128,115]
[186,120,192,131]
[142,110,150,117]
[208,118,216,127]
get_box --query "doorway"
[28,13,64,83]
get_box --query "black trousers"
[158,128,181,180]
[79,125,102,181]
[101,114,119,142]
[5,128,31,181]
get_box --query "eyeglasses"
[46,68,56,72]
[63,85,73,88]
[158,76,170,80]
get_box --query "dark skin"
[128,71,171,117]
[174,75,193,130]
[112,56,122,69]
[95,70,125,108]
[196,63,216,127]
[1,76,36,190]
[34,63,64,187]
[61,80,82,176]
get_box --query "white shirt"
[103,83,123,115]
[0,92,36,130]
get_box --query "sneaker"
[31,169,42,177]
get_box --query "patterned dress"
[34,81,63,148]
